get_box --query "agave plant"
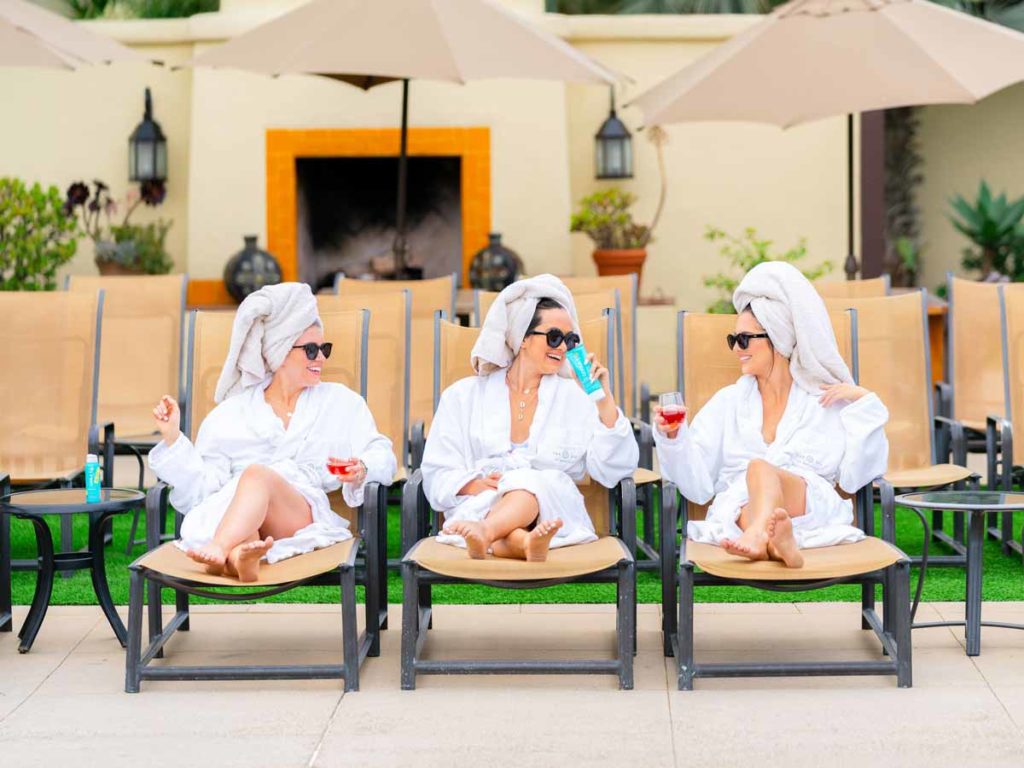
[948,181,1024,279]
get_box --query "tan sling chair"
[67,274,187,553]
[663,308,912,690]
[125,307,387,693]
[400,311,636,689]
[823,292,975,573]
[0,290,110,635]
[936,277,1009,551]
[474,285,662,568]
[335,273,456,460]
[815,274,891,299]
[990,284,1024,559]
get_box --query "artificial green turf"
[8,502,1024,606]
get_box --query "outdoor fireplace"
[265,128,491,290]
[296,156,462,290]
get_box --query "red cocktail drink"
[327,458,358,477]
[661,406,687,426]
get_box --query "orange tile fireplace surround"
[187,127,491,306]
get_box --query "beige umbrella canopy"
[628,0,1024,275]
[193,0,618,276]
[0,0,148,68]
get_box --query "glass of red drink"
[327,457,358,477]
[659,392,687,426]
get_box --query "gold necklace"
[506,374,539,422]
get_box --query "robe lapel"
[481,371,512,455]
[528,374,557,450]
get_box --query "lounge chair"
[662,308,913,690]
[124,307,387,693]
[400,311,637,690]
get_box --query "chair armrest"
[359,479,384,546]
[88,422,116,488]
[145,481,171,551]
[934,381,953,419]
[987,415,1013,491]
[632,418,654,471]
[616,475,637,555]
[401,468,430,557]
[0,473,10,498]
[934,415,966,467]
[640,381,652,425]
[409,421,425,472]
[876,476,896,543]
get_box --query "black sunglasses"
[726,332,770,351]
[526,328,581,351]
[292,342,333,360]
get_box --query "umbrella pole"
[393,78,410,278]
[843,113,858,280]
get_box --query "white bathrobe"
[149,381,396,563]
[423,370,639,549]
[655,376,889,549]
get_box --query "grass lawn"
[8,499,1024,607]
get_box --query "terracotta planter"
[592,247,646,284]
[95,260,145,277]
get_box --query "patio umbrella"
[192,0,617,277]
[628,0,1024,278]
[0,0,148,68]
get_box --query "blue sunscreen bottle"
[85,453,101,503]
[566,345,604,401]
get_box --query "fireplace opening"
[296,156,462,290]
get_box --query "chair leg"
[176,589,190,632]
[0,508,12,633]
[340,565,359,693]
[617,560,635,690]
[894,561,913,688]
[378,486,389,632]
[362,507,381,659]
[660,490,677,657]
[125,569,145,693]
[677,561,695,691]
[401,561,418,691]
[125,509,143,556]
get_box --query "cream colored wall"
[0,35,193,279]
[917,83,1024,293]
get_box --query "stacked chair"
[124,306,388,693]
[67,274,188,552]
[399,310,637,690]
[1,290,113,620]
[661,307,913,690]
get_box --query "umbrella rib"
[883,12,984,102]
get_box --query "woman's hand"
[458,472,501,496]
[152,395,181,446]
[653,404,686,440]
[581,353,619,428]
[330,458,367,486]
[819,383,870,407]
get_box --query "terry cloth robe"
[423,369,639,550]
[655,375,889,549]
[149,381,396,564]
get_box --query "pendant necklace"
[507,374,537,422]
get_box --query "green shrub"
[69,0,218,19]
[702,226,832,313]
[570,188,651,249]
[0,178,78,291]
[949,180,1024,281]
[105,221,173,274]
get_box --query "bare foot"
[721,528,768,561]
[227,536,274,582]
[524,519,563,562]
[767,508,803,568]
[442,521,490,559]
[185,543,226,576]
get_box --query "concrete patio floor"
[2,601,1024,767]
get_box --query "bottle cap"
[86,454,99,464]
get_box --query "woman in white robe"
[655,262,889,567]
[423,277,638,561]
[149,283,395,581]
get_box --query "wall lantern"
[595,87,633,180]
[129,87,168,183]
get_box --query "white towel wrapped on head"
[471,274,580,377]
[214,282,322,403]
[732,261,853,394]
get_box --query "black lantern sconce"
[595,87,633,180]
[129,87,168,183]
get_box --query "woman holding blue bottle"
[422,274,638,562]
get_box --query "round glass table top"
[0,487,145,515]
[895,490,1024,512]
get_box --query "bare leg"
[721,459,806,562]
[766,509,804,568]
[186,464,312,581]
[491,519,564,562]
[442,490,540,560]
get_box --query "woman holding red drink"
[654,262,888,568]
[149,283,395,582]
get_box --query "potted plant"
[570,188,653,282]
[949,180,1024,282]
[64,179,173,275]
[0,177,78,290]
